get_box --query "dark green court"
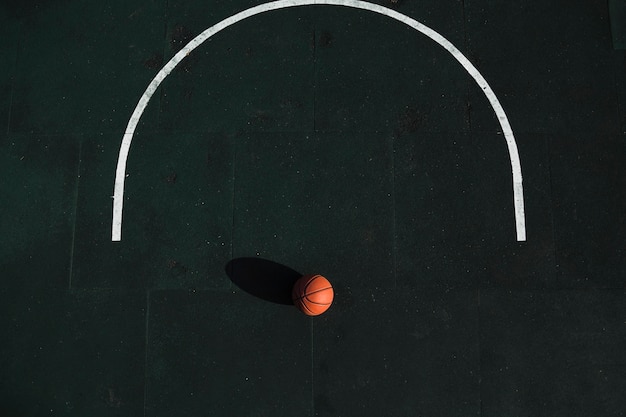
[1,0,625,415]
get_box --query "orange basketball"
[292,274,334,316]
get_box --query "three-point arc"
[111,0,527,242]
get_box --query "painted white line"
[112,0,526,242]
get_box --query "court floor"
[1,0,625,415]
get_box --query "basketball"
[292,274,334,316]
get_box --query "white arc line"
[112,0,526,242]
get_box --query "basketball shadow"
[225,258,302,305]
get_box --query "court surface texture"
[1,0,625,416]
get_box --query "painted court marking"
[112,0,526,242]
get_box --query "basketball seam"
[304,299,332,306]
[303,274,321,283]
[303,286,332,297]
[303,288,333,305]
[299,299,316,315]
[303,275,321,290]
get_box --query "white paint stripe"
[112,0,526,242]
